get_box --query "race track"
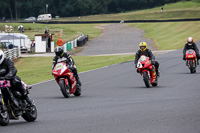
[1,44,200,133]
[77,24,154,56]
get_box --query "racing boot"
[156,68,160,77]
[75,75,82,86]
[23,93,34,107]
[18,84,33,106]
[72,68,82,86]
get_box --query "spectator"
[31,40,35,47]
[18,25,24,32]
[44,29,49,34]
[8,43,14,49]
[57,37,64,46]
[161,7,163,12]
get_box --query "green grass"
[15,55,134,85]
[57,1,200,21]
[129,21,200,50]
[0,23,102,42]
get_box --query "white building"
[35,34,54,53]
[0,33,31,49]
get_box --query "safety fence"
[63,34,88,52]
[4,48,21,60]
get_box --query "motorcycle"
[0,79,37,126]
[52,62,81,98]
[185,49,198,73]
[137,55,158,88]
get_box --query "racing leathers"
[0,58,33,105]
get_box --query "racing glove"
[183,56,186,60]
[136,68,139,73]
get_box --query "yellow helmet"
[139,42,147,51]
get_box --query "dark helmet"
[55,47,64,56]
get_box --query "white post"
[51,41,54,52]
[18,47,21,57]
[71,41,74,49]
[63,43,67,52]
[75,38,77,47]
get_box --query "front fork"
[186,60,197,68]
[141,71,150,79]
[0,92,7,112]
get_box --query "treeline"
[0,0,199,20]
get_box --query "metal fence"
[4,48,21,60]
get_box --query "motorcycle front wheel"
[59,79,70,98]
[189,61,195,73]
[143,71,150,88]
[22,105,37,122]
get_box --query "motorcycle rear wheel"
[143,71,150,88]
[74,85,81,96]
[59,79,70,98]
[152,77,158,87]
[22,105,37,122]
[0,105,9,126]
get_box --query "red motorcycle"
[185,49,198,73]
[137,55,158,88]
[52,62,81,98]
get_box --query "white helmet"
[187,37,193,46]
[0,50,5,65]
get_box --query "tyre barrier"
[63,34,88,52]
[77,35,88,47]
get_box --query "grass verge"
[57,1,200,21]
[14,55,134,85]
[0,23,102,42]
[129,21,200,50]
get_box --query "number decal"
[55,64,63,71]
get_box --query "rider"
[52,47,81,86]
[183,37,200,60]
[0,50,33,106]
[134,42,160,76]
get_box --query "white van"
[37,14,52,21]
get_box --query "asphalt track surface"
[77,24,153,56]
[1,42,200,132]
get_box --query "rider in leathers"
[183,37,200,60]
[52,47,81,86]
[0,50,33,106]
[134,42,160,76]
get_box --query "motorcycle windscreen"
[186,49,194,54]
[52,63,68,76]
[139,56,147,62]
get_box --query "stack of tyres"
[77,35,89,47]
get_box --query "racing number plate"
[188,55,193,57]
[145,61,150,65]
[55,64,63,71]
